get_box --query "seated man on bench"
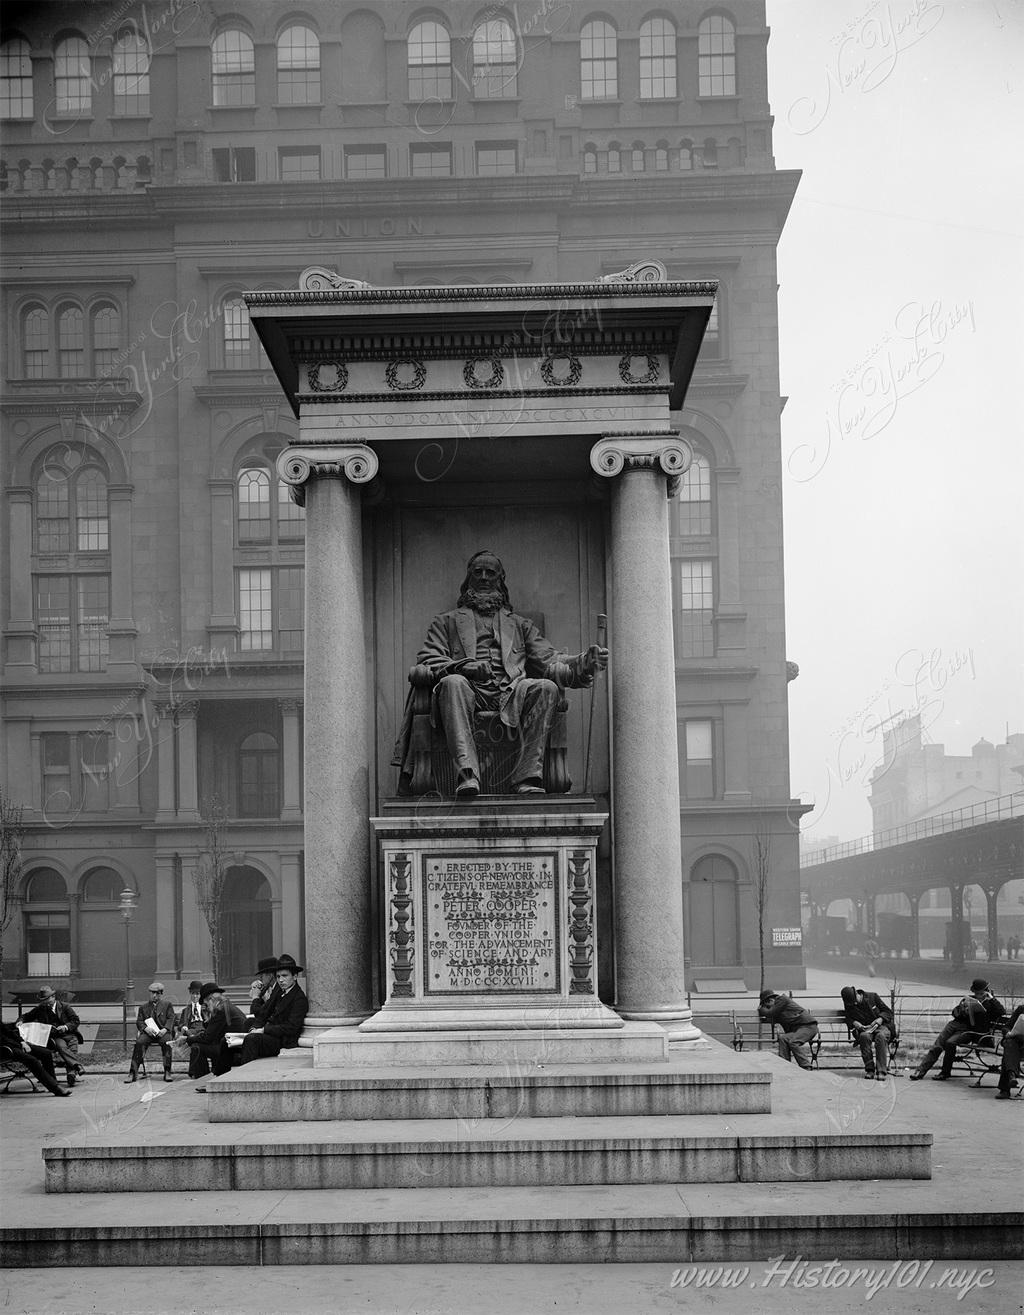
[996,1005,1024,1100]
[909,978,1006,1081]
[392,551,608,799]
[758,990,819,1071]
[841,985,896,1079]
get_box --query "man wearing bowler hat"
[239,955,307,1064]
[910,977,1006,1080]
[125,981,177,1083]
[176,980,206,1079]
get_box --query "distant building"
[1,1,805,996]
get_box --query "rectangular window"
[58,312,86,378]
[37,480,70,553]
[223,301,252,366]
[239,568,272,650]
[212,146,256,182]
[410,143,452,177]
[581,28,617,100]
[676,462,712,537]
[42,733,71,815]
[26,911,71,976]
[682,719,715,799]
[278,147,321,181]
[345,146,387,180]
[113,39,150,115]
[475,142,517,176]
[80,731,110,812]
[677,560,715,658]
[277,480,306,539]
[1,42,33,119]
[238,567,304,651]
[36,575,108,672]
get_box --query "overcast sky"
[765,0,1023,842]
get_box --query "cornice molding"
[248,279,717,309]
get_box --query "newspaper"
[225,1033,246,1049]
[143,1017,163,1036]
[17,1021,51,1049]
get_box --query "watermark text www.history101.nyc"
[669,1257,996,1301]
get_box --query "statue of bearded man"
[397,550,608,799]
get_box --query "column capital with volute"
[590,433,693,497]
[277,444,379,506]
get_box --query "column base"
[297,1013,374,1046]
[618,1008,702,1043]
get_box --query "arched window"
[679,139,693,171]
[92,304,121,374]
[582,143,597,175]
[238,731,280,816]
[57,305,85,377]
[607,142,621,173]
[640,16,676,99]
[676,453,712,536]
[212,30,255,107]
[631,143,645,171]
[23,869,70,976]
[408,21,452,100]
[113,29,149,115]
[23,305,49,377]
[473,18,516,98]
[277,25,320,104]
[82,867,123,901]
[54,36,90,116]
[702,137,718,167]
[698,13,736,97]
[654,140,669,171]
[580,19,616,100]
[238,467,271,542]
[1,37,33,119]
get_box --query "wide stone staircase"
[7,1033,1018,1268]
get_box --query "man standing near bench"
[758,990,819,1071]
[841,985,896,1079]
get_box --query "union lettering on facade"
[306,217,426,239]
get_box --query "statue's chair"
[398,663,572,797]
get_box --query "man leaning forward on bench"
[758,990,819,1070]
[842,985,896,1080]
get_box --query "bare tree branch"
[752,813,773,998]
[192,795,229,984]
[0,788,27,1004]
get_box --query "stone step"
[4,1183,1018,1267]
[44,1109,931,1193]
[204,1058,772,1122]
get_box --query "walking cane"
[583,613,607,794]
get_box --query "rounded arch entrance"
[687,854,740,967]
[221,866,273,982]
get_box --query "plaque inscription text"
[423,853,559,994]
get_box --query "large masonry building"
[1,0,804,999]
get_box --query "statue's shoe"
[455,774,480,799]
[514,780,545,795]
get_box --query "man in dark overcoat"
[239,955,307,1064]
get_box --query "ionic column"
[278,444,378,1028]
[176,701,200,821]
[279,698,303,820]
[591,435,699,1040]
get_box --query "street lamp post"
[119,887,137,1051]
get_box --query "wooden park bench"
[732,1003,901,1072]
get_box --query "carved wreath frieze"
[385,359,427,391]
[462,357,505,389]
[618,354,661,385]
[540,355,583,387]
[306,362,348,392]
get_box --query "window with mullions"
[279,147,320,181]
[36,460,109,553]
[1,37,33,119]
[57,305,85,378]
[640,17,676,99]
[408,21,452,100]
[631,144,645,171]
[676,455,712,536]
[580,20,617,100]
[238,731,280,816]
[238,566,304,651]
[36,575,110,672]
[476,142,517,176]
[26,910,71,976]
[92,305,120,373]
[277,25,320,104]
[222,297,255,366]
[607,143,621,173]
[345,146,387,179]
[212,146,256,182]
[39,731,110,816]
[698,14,736,97]
[681,719,716,799]
[113,29,149,114]
[473,19,517,98]
[212,30,255,107]
[55,36,90,116]
[237,466,304,543]
[23,306,48,377]
[410,142,452,177]
[677,559,715,658]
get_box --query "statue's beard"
[464,586,504,616]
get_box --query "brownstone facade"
[1,1,805,999]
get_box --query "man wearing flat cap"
[22,985,85,1086]
[910,977,1006,1080]
[187,984,248,1084]
[239,955,307,1064]
[125,981,176,1083]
